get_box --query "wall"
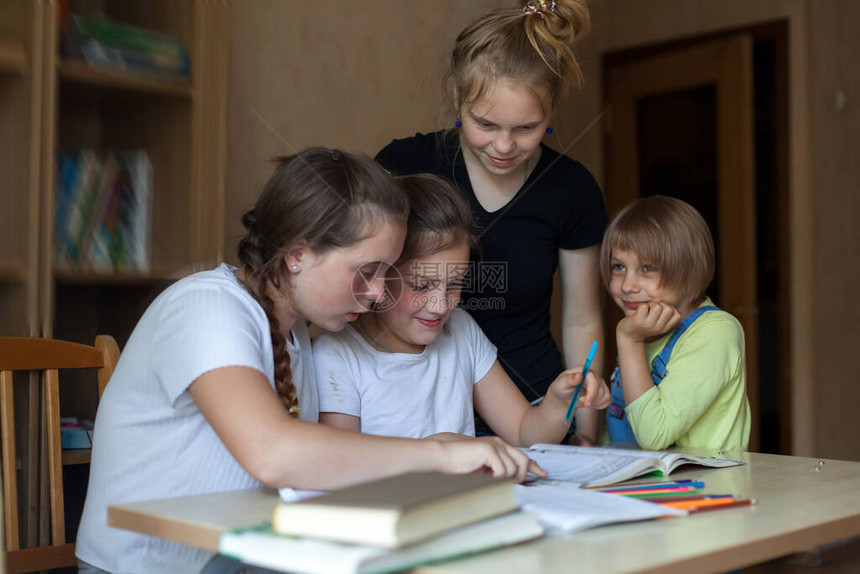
[226,0,507,259]
[807,1,860,460]
[226,1,859,460]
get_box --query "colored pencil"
[597,481,705,493]
[607,486,702,497]
[685,498,757,513]
[564,341,598,424]
[629,494,734,503]
[586,479,700,490]
[661,498,736,510]
[661,496,756,511]
[623,490,714,499]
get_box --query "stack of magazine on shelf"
[54,150,151,273]
[62,13,190,80]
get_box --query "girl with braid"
[376,0,608,443]
[76,148,543,574]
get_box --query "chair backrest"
[0,335,119,573]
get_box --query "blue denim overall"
[607,306,718,444]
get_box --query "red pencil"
[685,498,757,513]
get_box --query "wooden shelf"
[53,268,180,285]
[59,59,192,98]
[62,449,91,466]
[0,261,28,282]
[0,38,27,75]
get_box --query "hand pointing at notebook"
[436,436,546,483]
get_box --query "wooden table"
[109,451,860,573]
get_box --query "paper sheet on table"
[514,483,686,532]
[279,487,326,503]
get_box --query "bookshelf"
[59,58,194,97]
[0,0,229,552]
[44,0,229,346]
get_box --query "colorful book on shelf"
[122,150,152,272]
[272,472,518,549]
[82,151,121,271]
[61,149,100,264]
[524,444,744,488]
[54,151,81,264]
[53,149,151,272]
[221,511,543,574]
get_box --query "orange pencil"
[662,497,739,510]
[686,498,757,513]
[663,498,756,512]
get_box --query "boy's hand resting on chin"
[618,301,682,343]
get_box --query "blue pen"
[564,341,598,424]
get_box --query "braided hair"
[237,148,408,417]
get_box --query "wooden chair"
[0,336,119,573]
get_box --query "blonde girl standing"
[376,0,607,442]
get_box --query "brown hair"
[394,174,475,265]
[237,148,408,416]
[600,196,715,306]
[445,0,590,114]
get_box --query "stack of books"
[54,150,151,273]
[220,472,543,574]
[62,13,190,80]
[219,448,750,574]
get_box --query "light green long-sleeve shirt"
[624,298,751,451]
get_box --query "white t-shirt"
[314,308,496,439]
[76,264,318,573]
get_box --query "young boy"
[601,196,751,451]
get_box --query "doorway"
[603,23,789,454]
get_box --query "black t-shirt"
[376,131,607,400]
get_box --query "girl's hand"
[436,436,546,483]
[548,368,611,411]
[565,433,593,447]
[424,432,471,442]
[617,301,682,342]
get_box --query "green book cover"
[220,512,543,574]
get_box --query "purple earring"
[546,127,553,134]
[455,120,462,128]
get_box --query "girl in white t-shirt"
[76,149,541,574]
[316,174,610,445]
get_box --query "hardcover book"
[222,511,542,574]
[272,472,517,548]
